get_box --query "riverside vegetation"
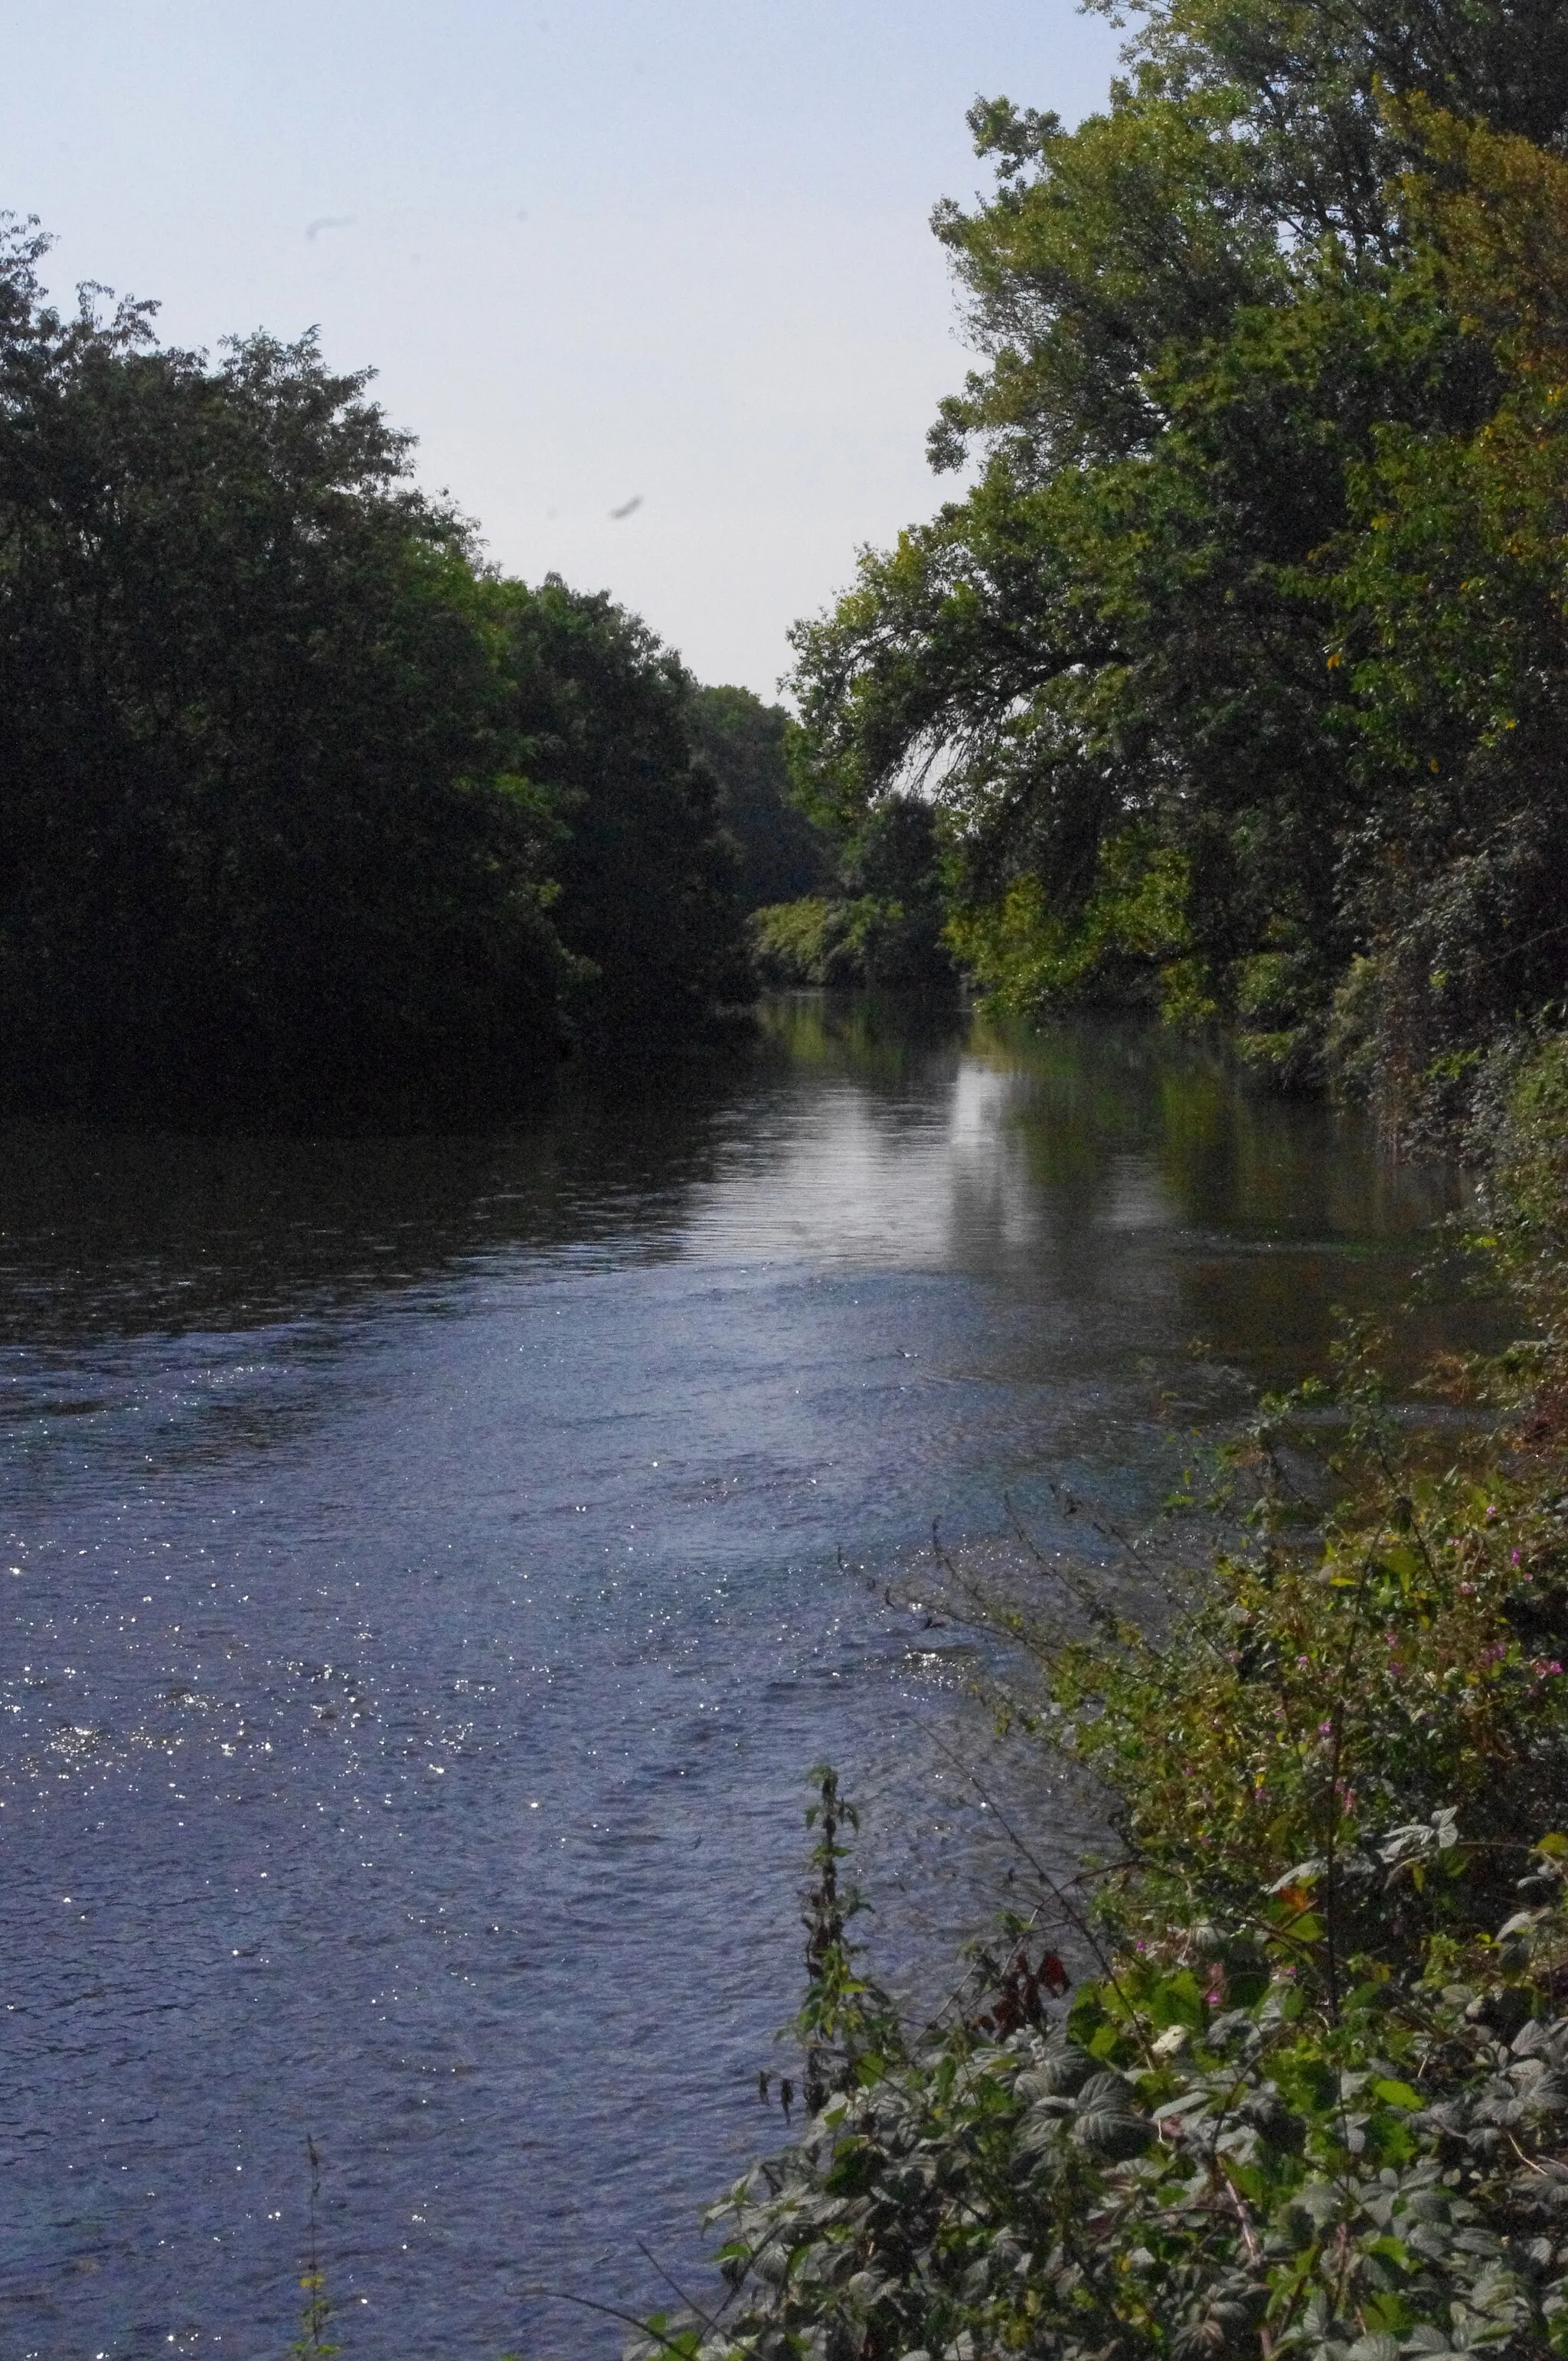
[0,227,816,1124]
[11,0,1568,1126]
[781,0,1568,1138]
[629,1027,1568,2360]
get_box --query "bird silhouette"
[609,495,643,520]
[305,216,354,242]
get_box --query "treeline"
[0,221,801,1125]
[787,0,1568,1135]
[688,697,959,995]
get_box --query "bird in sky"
[609,495,643,520]
[305,216,355,241]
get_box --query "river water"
[0,1001,1483,2359]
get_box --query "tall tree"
[789,0,1568,1107]
[0,220,570,1117]
[498,581,751,1047]
[0,220,752,1118]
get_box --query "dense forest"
[0,220,773,1124]
[785,0,1568,1138]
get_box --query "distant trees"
[750,793,958,991]
[501,588,752,1047]
[0,217,749,1123]
[690,686,827,913]
[786,0,1568,1125]
[691,684,955,994]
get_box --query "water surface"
[0,1003,1485,2359]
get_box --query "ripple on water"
[0,1007,1494,2357]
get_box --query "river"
[0,1000,1485,2359]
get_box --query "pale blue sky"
[5,2,1119,694]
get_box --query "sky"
[4,1,1121,697]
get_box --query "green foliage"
[947,829,1206,1027]
[498,581,751,1049]
[1470,1030,1568,1344]
[750,897,865,988]
[691,686,829,913]
[749,795,957,992]
[786,0,1568,1125]
[658,1883,1568,2361]
[0,217,750,1122]
[1054,1337,1568,1973]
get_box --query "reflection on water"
[0,1002,1488,2359]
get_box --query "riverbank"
[650,1030,1568,2359]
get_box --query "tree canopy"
[690,684,828,913]
[788,0,1568,1122]
[0,219,749,1123]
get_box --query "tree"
[0,219,570,1118]
[1325,104,1568,1122]
[750,792,959,991]
[690,684,828,913]
[788,0,1568,1109]
[0,219,752,1119]
[497,581,751,1048]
